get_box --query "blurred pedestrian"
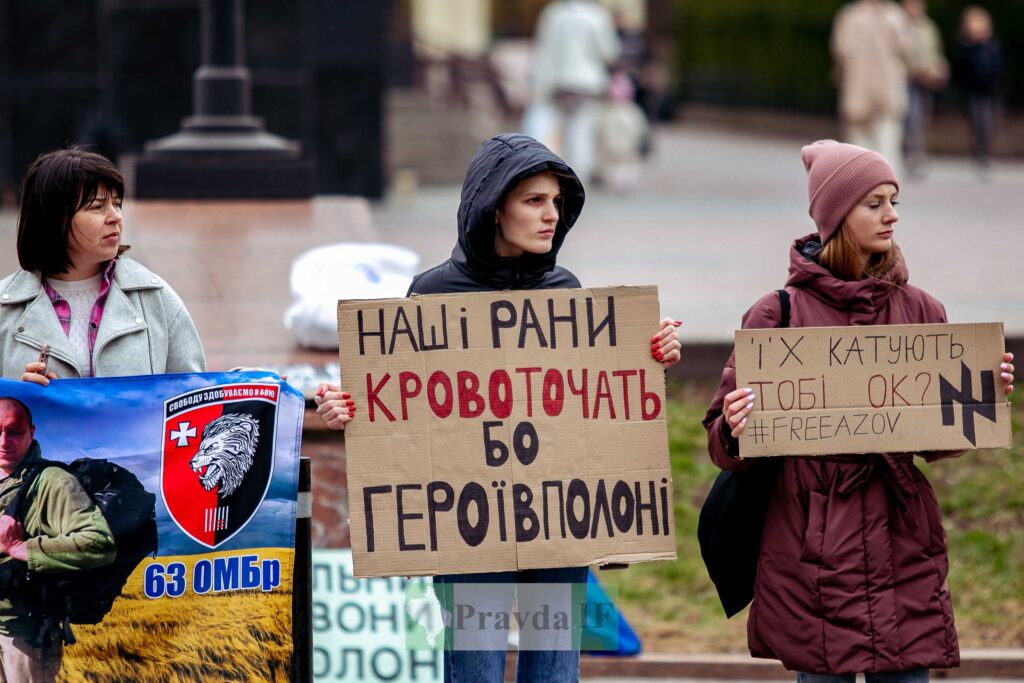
[954,6,1002,175]
[637,39,675,122]
[611,8,645,77]
[704,139,1015,682]
[597,70,650,193]
[525,0,621,184]
[902,0,948,177]
[831,0,909,174]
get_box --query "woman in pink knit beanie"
[703,140,1015,682]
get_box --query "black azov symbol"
[939,361,997,446]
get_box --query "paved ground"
[572,650,1024,681]
[374,125,1024,342]
[0,195,378,370]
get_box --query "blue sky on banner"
[0,371,301,556]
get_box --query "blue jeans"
[968,95,996,167]
[904,83,935,171]
[434,565,589,683]
[797,668,929,683]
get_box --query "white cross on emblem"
[170,421,197,447]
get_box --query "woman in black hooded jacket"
[317,134,681,682]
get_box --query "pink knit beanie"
[802,140,899,244]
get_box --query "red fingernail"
[316,386,326,397]
[651,334,659,342]
[673,320,684,326]
[654,351,663,360]
[341,392,350,398]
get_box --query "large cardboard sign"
[338,286,676,578]
[0,372,301,682]
[735,322,1011,457]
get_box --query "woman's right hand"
[21,361,56,387]
[722,387,756,438]
[315,383,355,431]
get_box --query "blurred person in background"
[831,0,909,174]
[954,6,1002,176]
[611,8,645,79]
[901,0,948,177]
[637,39,675,122]
[525,0,621,184]
[597,69,650,193]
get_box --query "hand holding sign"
[1000,352,1015,394]
[314,383,355,430]
[652,318,683,368]
[20,344,57,386]
[722,387,756,439]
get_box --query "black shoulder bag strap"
[777,288,791,329]
[698,287,791,618]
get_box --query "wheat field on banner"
[57,548,294,683]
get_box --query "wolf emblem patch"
[161,383,279,548]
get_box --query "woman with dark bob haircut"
[0,146,205,382]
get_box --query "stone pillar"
[135,0,313,198]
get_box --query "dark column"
[291,457,312,683]
[0,0,12,204]
[135,0,312,198]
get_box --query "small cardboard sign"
[735,322,1012,457]
[338,286,676,578]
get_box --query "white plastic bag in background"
[284,243,420,349]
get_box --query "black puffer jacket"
[408,134,585,295]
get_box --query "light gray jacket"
[0,256,206,378]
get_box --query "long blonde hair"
[818,224,905,283]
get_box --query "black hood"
[451,134,585,289]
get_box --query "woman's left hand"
[20,361,56,386]
[1000,352,1014,395]
[651,318,682,369]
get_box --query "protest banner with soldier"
[0,372,300,682]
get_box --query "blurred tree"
[672,0,1022,112]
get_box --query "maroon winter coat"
[704,234,961,675]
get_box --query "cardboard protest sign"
[338,286,676,578]
[0,372,301,682]
[735,322,1011,457]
